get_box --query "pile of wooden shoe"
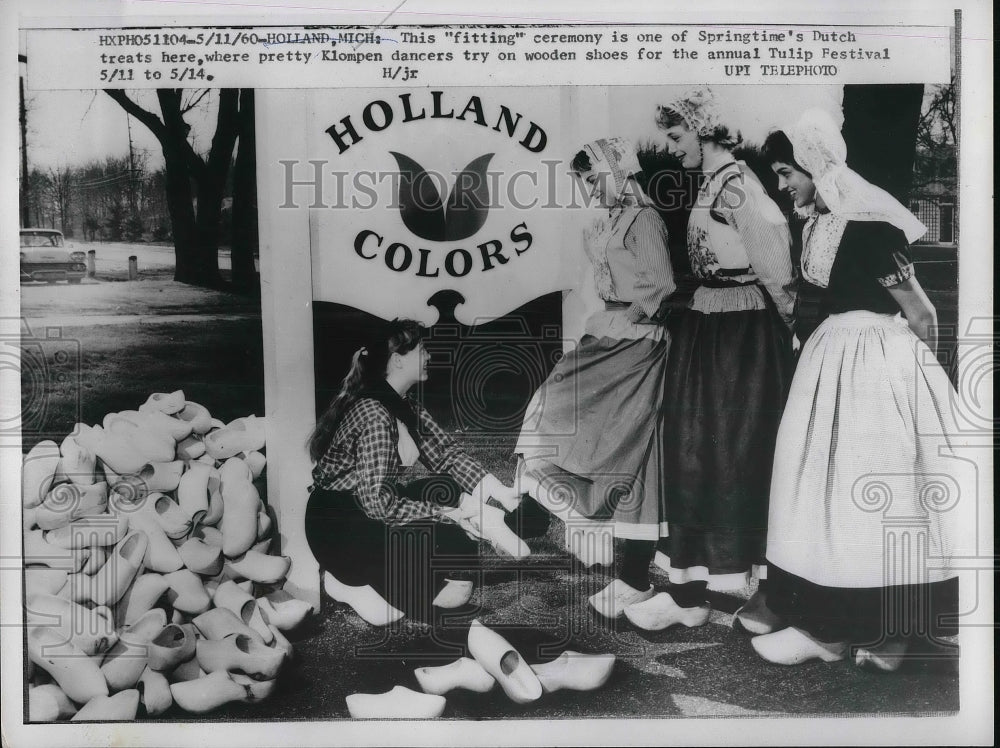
[22,390,314,721]
[346,620,617,718]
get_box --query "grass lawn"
[21,318,265,452]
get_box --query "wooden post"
[256,90,319,609]
[127,255,137,280]
[86,250,96,278]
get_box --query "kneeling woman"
[754,110,961,670]
[306,319,548,625]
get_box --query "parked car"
[19,229,86,284]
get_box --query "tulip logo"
[390,152,495,242]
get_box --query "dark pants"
[305,477,549,620]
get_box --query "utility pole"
[19,54,30,228]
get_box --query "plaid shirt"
[311,397,487,526]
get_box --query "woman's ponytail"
[307,347,368,462]
[307,320,426,463]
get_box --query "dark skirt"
[658,306,792,585]
[305,477,550,620]
[766,562,959,646]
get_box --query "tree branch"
[104,90,167,142]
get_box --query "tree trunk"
[230,89,259,293]
[162,138,200,284]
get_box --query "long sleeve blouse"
[311,397,487,525]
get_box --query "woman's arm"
[413,405,488,493]
[720,175,797,328]
[623,208,677,323]
[887,276,939,355]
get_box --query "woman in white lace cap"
[750,109,961,670]
[515,137,677,618]
[622,87,797,633]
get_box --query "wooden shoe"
[27,626,109,703]
[244,451,266,479]
[588,579,655,620]
[79,546,108,576]
[107,419,175,464]
[135,493,191,540]
[231,671,279,702]
[170,671,246,713]
[267,623,294,661]
[733,589,782,635]
[117,572,169,627]
[178,536,224,576]
[177,463,213,519]
[176,434,206,461]
[530,651,616,693]
[202,480,225,526]
[346,685,445,719]
[137,461,185,492]
[624,592,710,631]
[225,550,290,584]
[87,530,148,607]
[467,619,542,704]
[463,501,531,558]
[140,409,194,441]
[139,390,186,415]
[221,479,260,557]
[77,425,148,475]
[415,657,495,695]
[431,579,474,609]
[26,594,118,656]
[212,580,274,643]
[127,511,183,573]
[163,569,212,614]
[192,607,264,643]
[56,434,97,486]
[147,623,197,671]
[257,589,313,631]
[25,568,68,598]
[196,633,284,680]
[29,683,78,721]
[23,506,39,532]
[322,570,404,626]
[256,506,273,541]
[167,656,205,683]
[751,627,847,665]
[177,401,213,435]
[44,512,129,551]
[35,482,108,531]
[101,608,167,691]
[71,689,140,721]
[22,440,62,508]
[219,456,253,485]
[204,415,267,460]
[24,529,91,572]
[138,667,173,716]
[854,639,909,673]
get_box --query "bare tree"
[105,88,240,288]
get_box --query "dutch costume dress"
[763,110,962,646]
[516,138,676,555]
[657,159,797,591]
